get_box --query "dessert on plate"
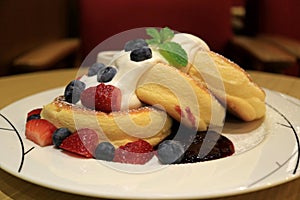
[25,27,265,165]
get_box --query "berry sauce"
[158,122,235,164]
[180,131,234,163]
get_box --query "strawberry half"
[59,128,99,158]
[80,83,121,112]
[25,119,57,146]
[113,139,154,164]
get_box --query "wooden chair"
[12,38,80,73]
[0,0,80,76]
[227,0,300,76]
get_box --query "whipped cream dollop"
[79,33,210,110]
[172,33,210,62]
[79,50,166,110]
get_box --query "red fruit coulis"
[159,123,235,164]
[180,131,234,163]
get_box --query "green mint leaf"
[158,42,188,68]
[146,28,161,43]
[146,27,188,68]
[160,27,174,43]
[145,38,160,46]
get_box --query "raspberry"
[121,139,153,153]
[80,83,122,112]
[113,139,154,164]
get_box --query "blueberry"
[130,47,152,62]
[97,66,117,82]
[26,114,40,121]
[94,142,115,161]
[52,128,72,148]
[64,80,86,103]
[157,140,184,164]
[124,39,148,52]
[88,63,105,76]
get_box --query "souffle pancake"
[25,27,265,165]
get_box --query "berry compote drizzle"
[157,122,235,164]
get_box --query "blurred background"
[0,0,299,77]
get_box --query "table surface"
[0,68,300,200]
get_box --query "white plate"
[0,88,299,199]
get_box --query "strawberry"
[26,108,42,121]
[25,119,57,146]
[59,128,99,158]
[80,83,121,113]
[113,139,154,164]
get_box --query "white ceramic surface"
[0,88,299,199]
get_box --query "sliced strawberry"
[113,139,154,164]
[26,108,42,121]
[25,119,57,146]
[80,83,122,112]
[59,128,99,158]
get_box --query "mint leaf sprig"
[146,27,188,68]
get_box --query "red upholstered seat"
[79,0,233,57]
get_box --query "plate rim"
[0,87,299,199]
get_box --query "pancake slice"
[41,96,173,147]
[136,62,225,131]
[186,50,266,121]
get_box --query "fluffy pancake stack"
[41,29,266,147]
